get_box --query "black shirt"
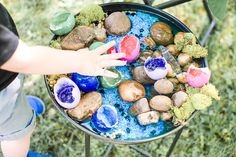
[0,3,19,91]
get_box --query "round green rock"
[50,11,76,36]
[89,42,105,50]
[100,68,122,88]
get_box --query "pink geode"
[186,65,211,88]
[118,35,140,62]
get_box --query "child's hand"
[76,41,126,78]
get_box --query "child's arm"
[1,40,126,78]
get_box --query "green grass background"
[1,0,236,156]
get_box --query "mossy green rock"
[76,4,105,26]
[100,68,122,88]
[50,11,76,35]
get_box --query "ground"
[1,0,236,157]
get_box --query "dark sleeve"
[0,24,19,66]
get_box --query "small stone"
[166,64,176,77]
[137,51,153,64]
[152,50,162,58]
[178,53,192,66]
[89,42,105,50]
[94,27,107,42]
[142,36,156,49]
[172,91,188,107]
[154,79,174,94]
[68,91,102,121]
[150,95,172,112]
[132,66,155,84]
[118,80,146,102]
[61,26,95,50]
[167,44,179,56]
[176,72,187,83]
[105,12,131,35]
[100,68,122,88]
[129,98,150,116]
[150,22,173,45]
[137,111,159,125]
[161,112,173,121]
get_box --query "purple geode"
[54,77,81,109]
[144,57,168,80]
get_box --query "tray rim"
[44,2,206,145]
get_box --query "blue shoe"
[27,151,53,157]
[26,95,45,116]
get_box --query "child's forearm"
[1,40,84,74]
[1,40,125,77]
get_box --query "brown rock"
[68,92,102,121]
[61,26,95,50]
[142,36,156,49]
[154,79,174,94]
[118,80,146,102]
[137,111,159,125]
[171,91,188,107]
[105,12,131,35]
[132,66,155,84]
[150,95,172,112]
[150,22,173,45]
[166,64,176,77]
[129,98,150,116]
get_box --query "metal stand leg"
[166,128,184,157]
[102,143,114,157]
[129,145,153,157]
[85,134,90,157]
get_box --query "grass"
[1,0,236,156]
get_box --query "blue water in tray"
[81,11,177,140]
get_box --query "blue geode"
[92,105,118,132]
[71,73,100,92]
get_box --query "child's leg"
[1,130,32,157]
[0,75,36,156]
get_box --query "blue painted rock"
[100,68,122,88]
[49,11,75,36]
[144,57,168,80]
[118,36,140,62]
[71,73,99,92]
[92,105,118,132]
[53,77,81,109]
[68,92,102,121]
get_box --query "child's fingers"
[94,41,116,55]
[100,60,127,68]
[100,53,126,60]
[98,68,118,78]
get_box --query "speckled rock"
[105,12,131,35]
[68,91,102,121]
[118,80,145,102]
[178,53,192,66]
[129,98,150,116]
[137,111,159,125]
